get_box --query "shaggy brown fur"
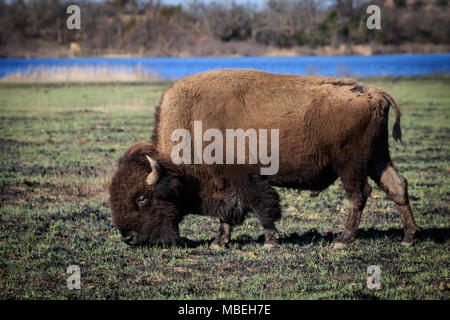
[109,69,419,248]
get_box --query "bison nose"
[123,231,138,245]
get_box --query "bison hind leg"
[369,162,419,245]
[331,172,372,250]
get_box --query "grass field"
[0,76,449,299]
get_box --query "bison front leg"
[331,178,371,250]
[245,174,282,248]
[210,220,232,249]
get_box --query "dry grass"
[0,65,160,83]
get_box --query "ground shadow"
[136,227,449,249]
[355,227,450,244]
[230,227,450,247]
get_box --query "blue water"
[0,53,449,79]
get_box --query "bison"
[109,69,419,249]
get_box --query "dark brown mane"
[119,140,184,177]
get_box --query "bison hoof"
[330,242,346,250]
[401,236,414,247]
[332,231,354,250]
[209,239,229,249]
[401,229,418,246]
[209,242,221,250]
[263,243,275,249]
[264,230,280,248]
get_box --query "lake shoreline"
[3,41,450,59]
[1,54,449,81]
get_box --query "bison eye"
[135,195,149,207]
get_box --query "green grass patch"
[0,76,449,299]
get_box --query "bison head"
[109,141,185,246]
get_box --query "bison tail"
[382,93,402,142]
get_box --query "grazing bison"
[109,69,419,249]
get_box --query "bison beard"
[109,69,419,249]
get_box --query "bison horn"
[145,155,160,185]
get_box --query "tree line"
[1,0,449,57]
